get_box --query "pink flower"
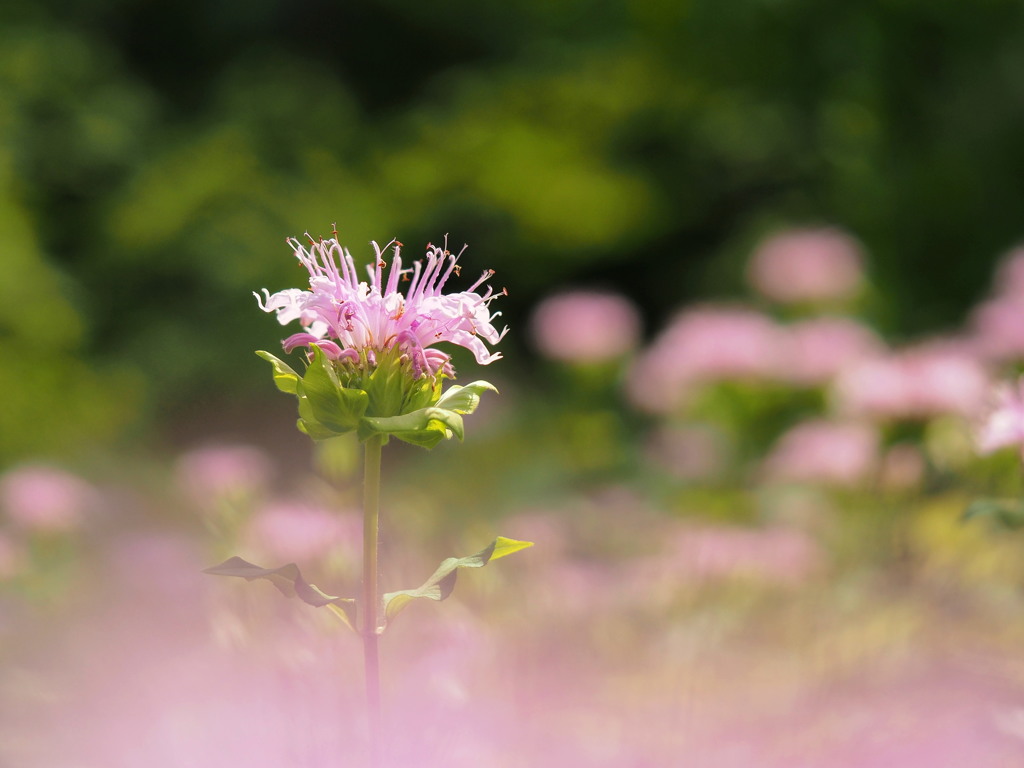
[964,247,1024,362]
[833,340,991,421]
[176,444,272,507]
[530,290,641,363]
[0,464,94,533]
[662,524,822,585]
[246,500,360,562]
[968,295,1024,362]
[644,424,729,481]
[747,227,865,304]
[783,317,884,386]
[976,379,1024,458]
[879,443,926,490]
[762,420,879,487]
[256,233,506,378]
[992,246,1024,299]
[0,532,25,579]
[627,305,788,413]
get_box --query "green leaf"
[255,350,300,394]
[963,498,1024,531]
[204,556,358,631]
[298,345,368,435]
[358,406,464,443]
[297,416,342,440]
[435,380,498,414]
[381,536,533,626]
[378,428,446,449]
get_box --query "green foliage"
[5,1,1024,457]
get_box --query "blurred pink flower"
[530,290,641,363]
[0,532,25,579]
[0,464,94,533]
[992,246,1024,299]
[762,420,879,487]
[783,317,885,386]
[645,424,729,480]
[176,444,272,507]
[880,443,926,490]
[969,295,1024,363]
[246,500,359,563]
[627,305,788,412]
[833,341,991,421]
[663,524,822,585]
[966,247,1024,362]
[747,227,865,304]
[976,379,1024,458]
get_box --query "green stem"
[362,434,383,766]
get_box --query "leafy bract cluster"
[258,344,497,448]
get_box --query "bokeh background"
[5,1,1024,765]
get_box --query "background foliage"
[4,0,1024,460]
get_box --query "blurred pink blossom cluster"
[627,306,789,412]
[747,227,866,305]
[645,424,730,481]
[627,306,882,413]
[0,464,97,582]
[176,444,272,509]
[0,532,24,579]
[246,500,360,563]
[762,420,879,487]
[530,290,642,363]
[833,340,991,421]
[970,247,1024,362]
[660,523,823,585]
[0,464,95,534]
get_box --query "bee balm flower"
[255,230,505,447]
[256,233,506,380]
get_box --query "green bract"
[256,345,498,449]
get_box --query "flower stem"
[362,434,384,766]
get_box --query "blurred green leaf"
[204,556,357,632]
[963,498,1024,532]
[382,536,533,626]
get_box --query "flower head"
[254,229,504,446]
[256,232,506,381]
[977,378,1024,459]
